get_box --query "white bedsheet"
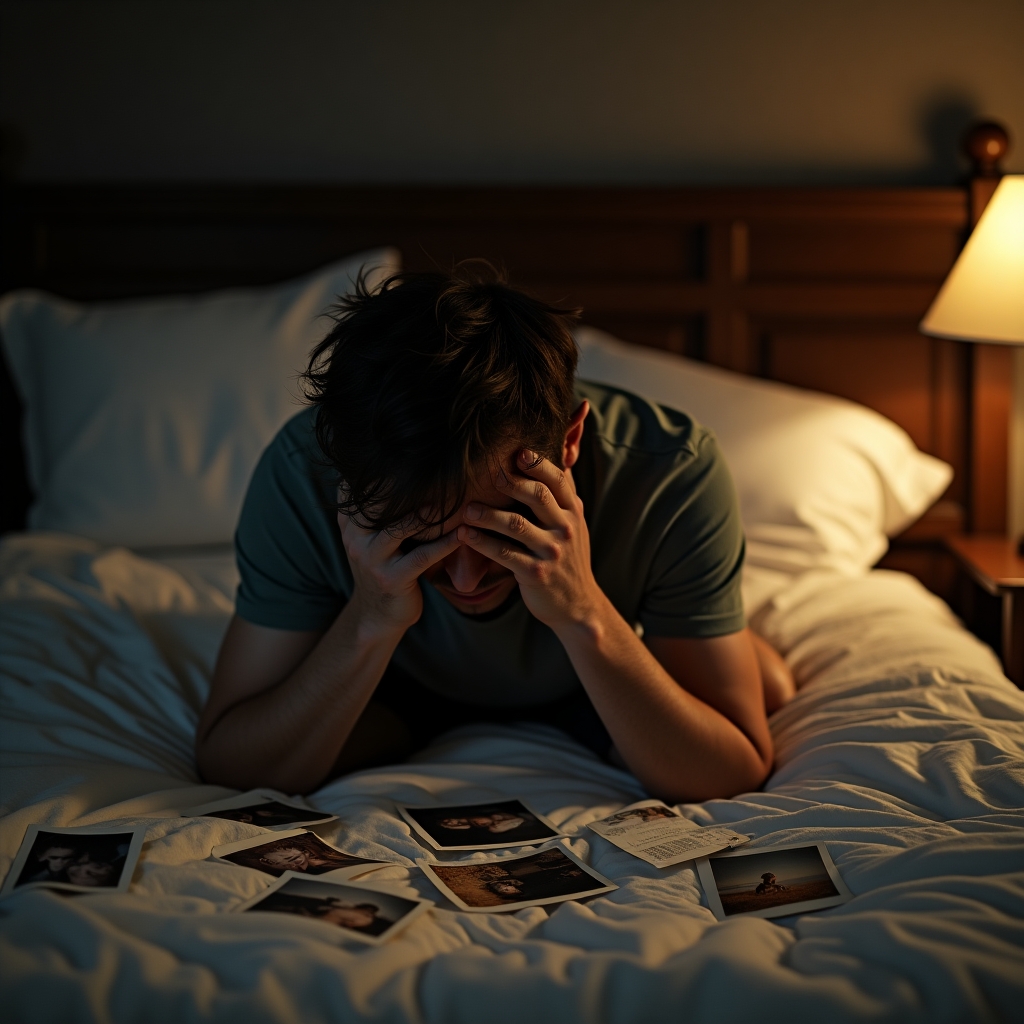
[1,533,1023,1023]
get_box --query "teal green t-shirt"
[234,380,745,708]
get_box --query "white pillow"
[576,327,952,590]
[1,249,400,548]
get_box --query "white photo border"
[1,823,148,897]
[181,789,337,830]
[233,870,434,946]
[211,828,388,881]
[418,840,617,913]
[696,840,853,922]
[397,797,568,851]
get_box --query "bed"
[1,150,1023,1022]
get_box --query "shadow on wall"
[0,90,999,189]
[917,91,982,184]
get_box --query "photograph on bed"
[697,842,852,921]
[212,829,387,880]
[419,842,617,912]
[398,798,566,851]
[234,872,433,946]
[1,824,148,896]
[182,790,337,831]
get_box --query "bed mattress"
[1,533,1022,1022]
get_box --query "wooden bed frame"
[0,131,1013,609]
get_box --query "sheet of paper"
[586,800,749,869]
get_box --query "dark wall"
[1,0,1021,185]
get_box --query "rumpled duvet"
[1,533,1022,1023]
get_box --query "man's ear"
[562,401,589,469]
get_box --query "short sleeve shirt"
[234,380,746,708]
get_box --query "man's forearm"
[554,594,772,803]
[197,606,403,793]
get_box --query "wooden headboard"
[0,140,1013,605]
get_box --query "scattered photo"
[182,789,337,830]
[235,872,432,945]
[1,824,147,896]
[212,829,387,880]
[419,842,617,912]
[696,842,852,921]
[587,800,749,869]
[398,798,565,851]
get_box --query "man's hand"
[457,449,602,632]
[339,497,461,635]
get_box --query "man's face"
[416,456,525,615]
[323,901,377,929]
[38,846,75,873]
[263,846,309,871]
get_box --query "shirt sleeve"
[233,413,350,632]
[638,432,746,638]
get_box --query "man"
[318,899,392,935]
[25,844,77,884]
[196,265,794,802]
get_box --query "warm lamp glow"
[920,175,1024,345]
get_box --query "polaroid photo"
[696,841,853,921]
[398,798,566,851]
[182,789,337,830]
[587,799,749,869]
[419,841,617,913]
[212,828,388,880]
[234,871,433,946]
[1,824,147,896]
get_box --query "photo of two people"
[399,798,564,850]
[2,825,147,895]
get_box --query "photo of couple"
[2,825,148,895]
[399,798,564,850]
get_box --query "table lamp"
[919,174,1024,554]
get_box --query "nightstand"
[945,535,1024,688]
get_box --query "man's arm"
[459,449,772,803]
[195,515,461,793]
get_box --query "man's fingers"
[516,449,577,509]
[458,525,534,574]
[494,457,572,525]
[462,504,556,559]
[397,527,461,575]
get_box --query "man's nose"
[444,544,492,592]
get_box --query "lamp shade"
[920,175,1024,345]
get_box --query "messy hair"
[302,262,580,532]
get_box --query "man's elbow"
[650,738,772,805]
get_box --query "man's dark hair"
[302,262,580,531]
